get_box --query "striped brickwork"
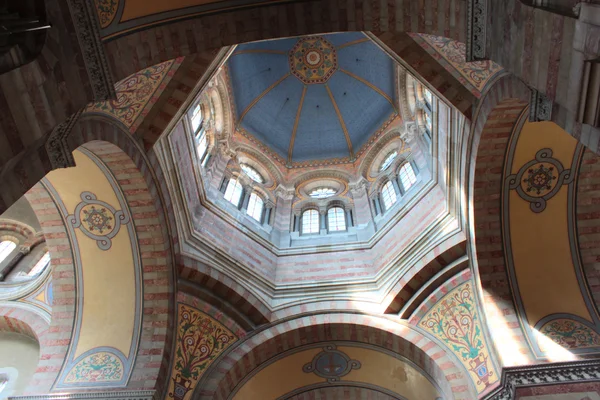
[469,75,534,367]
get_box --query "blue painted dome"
[227,32,398,166]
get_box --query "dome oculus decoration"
[289,36,337,85]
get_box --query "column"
[320,210,327,233]
[241,187,251,210]
[350,179,374,225]
[391,177,402,197]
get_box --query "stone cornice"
[485,360,600,400]
[45,110,82,169]
[529,88,553,122]
[10,390,156,400]
[66,0,115,101]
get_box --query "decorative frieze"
[467,0,488,62]
[45,110,82,170]
[485,360,600,400]
[66,0,115,101]
[529,88,553,122]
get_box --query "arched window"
[327,207,346,232]
[301,209,319,234]
[247,193,264,222]
[197,130,208,162]
[190,103,204,133]
[224,178,243,207]
[309,187,336,199]
[423,88,433,107]
[399,163,417,191]
[240,163,263,183]
[380,150,398,172]
[28,251,50,277]
[0,241,16,264]
[424,111,432,132]
[381,181,397,211]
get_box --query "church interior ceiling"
[3,9,600,398]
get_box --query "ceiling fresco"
[84,57,184,133]
[94,0,292,40]
[410,270,499,395]
[167,303,238,400]
[409,33,504,97]
[226,33,399,166]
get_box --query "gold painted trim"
[287,85,308,164]
[325,84,354,159]
[336,37,370,49]
[232,49,287,56]
[238,72,290,124]
[340,68,396,110]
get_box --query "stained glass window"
[309,187,336,199]
[327,207,346,232]
[399,163,417,191]
[302,209,319,234]
[240,163,263,183]
[247,193,264,222]
[381,181,397,211]
[224,178,243,207]
[0,241,16,264]
[28,251,50,277]
[380,150,398,172]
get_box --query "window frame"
[327,206,347,232]
[381,180,398,211]
[28,251,50,277]
[0,240,17,264]
[246,192,264,222]
[223,178,244,207]
[379,150,398,172]
[301,209,320,235]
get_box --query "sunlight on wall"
[482,291,529,366]
[532,328,576,362]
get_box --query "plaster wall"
[0,332,39,397]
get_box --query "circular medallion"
[80,204,116,236]
[289,36,337,85]
[520,162,557,198]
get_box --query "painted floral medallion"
[521,163,557,197]
[81,204,115,235]
[290,36,337,84]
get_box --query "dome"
[227,32,398,166]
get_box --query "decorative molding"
[10,390,156,400]
[466,0,488,62]
[66,0,116,101]
[529,89,553,122]
[45,110,82,170]
[484,360,600,400]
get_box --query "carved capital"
[401,122,418,142]
[274,185,295,200]
[349,178,368,195]
[467,0,488,62]
[18,245,30,255]
[45,110,82,170]
[66,0,115,101]
[529,88,553,122]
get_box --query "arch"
[196,314,476,400]
[177,254,270,325]
[17,117,176,394]
[0,305,50,393]
[466,75,534,367]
